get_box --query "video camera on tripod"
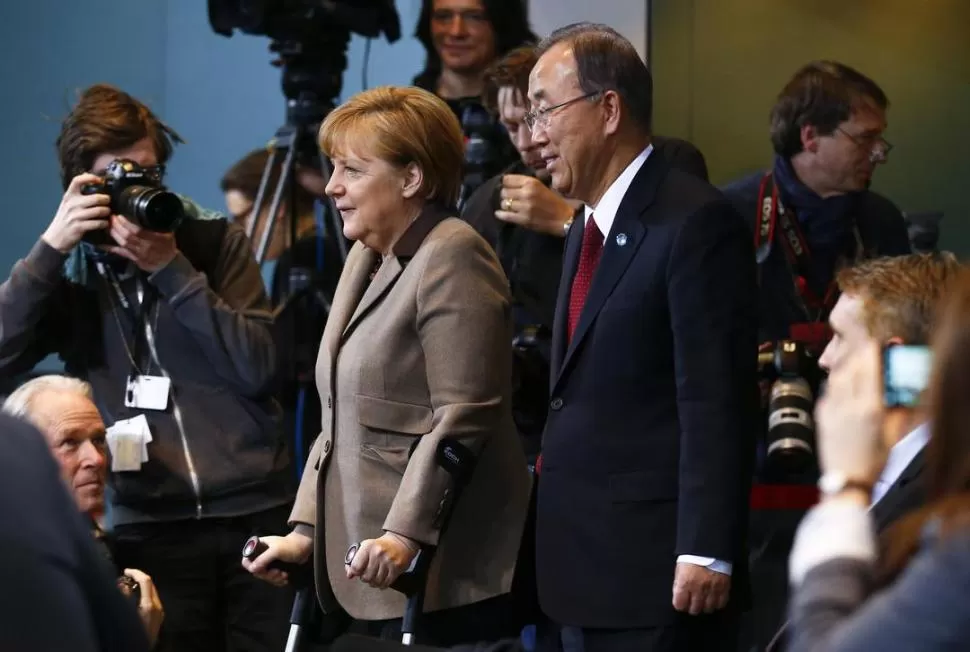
[457,100,515,210]
[207,0,401,267]
[209,0,402,475]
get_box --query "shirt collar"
[872,421,930,505]
[584,144,653,238]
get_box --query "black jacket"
[461,136,710,451]
[537,152,758,627]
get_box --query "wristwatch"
[818,471,873,498]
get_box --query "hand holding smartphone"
[882,343,933,408]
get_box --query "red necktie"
[567,215,604,343]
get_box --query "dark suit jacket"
[871,449,926,533]
[461,135,708,330]
[0,413,149,651]
[536,151,759,628]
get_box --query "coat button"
[323,440,331,453]
[550,397,563,411]
[327,396,332,409]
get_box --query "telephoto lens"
[765,377,816,476]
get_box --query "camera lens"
[765,377,816,477]
[118,186,185,232]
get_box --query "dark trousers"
[112,504,294,652]
[537,610,740,652]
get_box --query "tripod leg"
[246,146,283,242]
[255,143,298,266]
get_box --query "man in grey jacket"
[0,84,292,651]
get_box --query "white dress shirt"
[791,423,930,585]
[584,145,653,237]
[871,422,929,506]
[583,143,731,576]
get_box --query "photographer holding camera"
[0,84,292,652]
[719,62,913,649]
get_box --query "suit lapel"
[340,255,405,345]
[871,448,927,532]
[332,204,451,350]
[323,245,374,361]
[552,152,667,391]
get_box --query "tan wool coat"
[289,206,532,621]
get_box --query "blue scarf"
[63,194,224,285]
[772,156,861,290]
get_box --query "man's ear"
[401,162,424,199]
[601,90,622,137]
[800,123,822,154]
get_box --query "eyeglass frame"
[524,91,603,132]
[835,126,893,162]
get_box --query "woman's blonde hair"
[319,86,465,207]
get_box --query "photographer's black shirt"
[461,160,565,331]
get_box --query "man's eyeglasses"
[524,91,602,132]
[836,127,893,162]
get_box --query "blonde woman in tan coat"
[243,86,532,646]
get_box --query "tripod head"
[209,0,403,258]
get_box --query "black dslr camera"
[457,100,518,209]
[80,159,185,245]
[758,340,822,479]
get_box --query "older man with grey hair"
[3,375,164,646]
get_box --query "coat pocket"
[355,394,433,436]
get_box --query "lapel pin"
[616,233,628,247]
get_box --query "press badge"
[125,375,171,411]
[106,414,153,472]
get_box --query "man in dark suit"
[816,253,962,528]
[461,44,709,464]
[0,412,149,651]
[526,23,759,651]
[765,252,959,651]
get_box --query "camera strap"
[755,172,863,321]
[96,262,158,376]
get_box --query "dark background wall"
[651,0,970,255]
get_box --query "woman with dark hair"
[413,0,536,99]
[786,266,970,651]
[413,0,536,205]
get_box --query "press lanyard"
[96,262,159,375]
